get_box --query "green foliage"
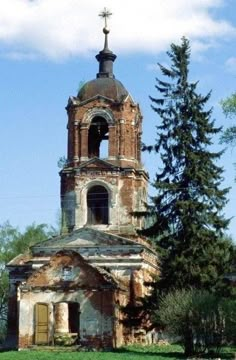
[220,126,236,147]
[220,297,236,343]
[54,333,78,346]
[220,93,236,119]
[0,271,8,342]
[0,221,57,341]
[0,222,56,265]
[11,223,56,255]
[57,156,67,169]
[0,221,20,264]
[220,93,236,178]
[159,288,236,356]
[142,37,234,296]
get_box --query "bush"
[54,333,78,346]
[158,288,236,356]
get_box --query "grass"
[0,345,235,360]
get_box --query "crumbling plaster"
[18,288,115,348]
[14,251,127,349]
[61,171,147,233]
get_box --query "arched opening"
[87,185,109,225]
[88,116,108,158]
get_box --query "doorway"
[68,302,80,333]
[35,303,49,344]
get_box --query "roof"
[31,227,156,254]
[77,77,129,103]
[7,253,31,266]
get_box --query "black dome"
[77,77,129,103]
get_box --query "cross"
[99,7,112,29]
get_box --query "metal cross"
[99,7,112,29]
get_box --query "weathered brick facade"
[60,93,148,234]
[6,26,159,350]
[7,230,158,349]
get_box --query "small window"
[62,266,73,281]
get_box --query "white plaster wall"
[61,191,76,229]
[74,178,119,230]
[61,172,146,233]
[19,289,113,343]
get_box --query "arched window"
[87,185,108,225]
[88,117,108,158]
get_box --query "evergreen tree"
[143,37,235,297]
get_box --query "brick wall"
[66,97,142,168]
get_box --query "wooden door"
[35,303,49,344]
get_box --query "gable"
[77,157,119,171]
[32,228,148,251]
[25,250,118,289]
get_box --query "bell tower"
[60,10,148,234]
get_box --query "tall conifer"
[144,38,234,296]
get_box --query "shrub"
[158,288,236,356]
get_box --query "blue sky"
[0,0,236,240]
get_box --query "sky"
[0,0,236,239]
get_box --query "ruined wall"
[61,167,148,233]
[16,251,124,349]
[18,288,115,349]
[7,229,158,349]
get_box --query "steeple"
[96,8,117,79]
[62,8,148,234]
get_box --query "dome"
[77,19,129,103]
[77,77,129,103]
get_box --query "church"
[6,11,158,350]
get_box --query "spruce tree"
[143,38,235,296]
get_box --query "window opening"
[88,117,108,158]
[62,266,73,281]
[87,185,109,224]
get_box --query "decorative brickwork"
[61,94,148,234]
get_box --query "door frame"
[34,302,49,345]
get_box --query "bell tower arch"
[60,12,148,234]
